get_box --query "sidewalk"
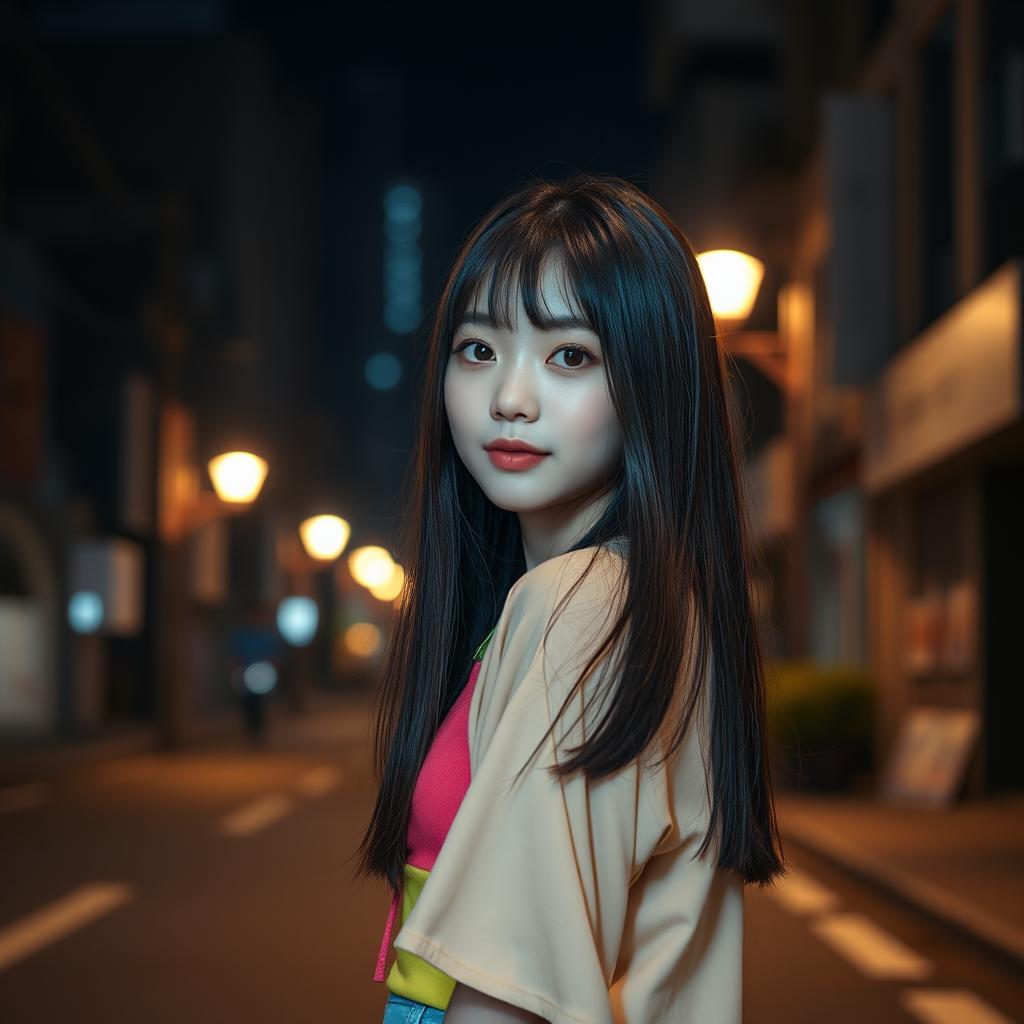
[776,790,1024,971]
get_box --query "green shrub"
[765,660,876,792]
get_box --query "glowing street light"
[343,621,383,657]
[696,249,765,324]
[207,451,269,504]
[369,562,405,602]
[299,514,351,561]
[348,545,395,588]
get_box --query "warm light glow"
[207,451,268,504]
[299,515,350,561]
[369,563,405,602]
[696,249,765,323]
[344,621,383,657]
[348,545,396,588]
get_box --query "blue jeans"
[382,992,447,1023]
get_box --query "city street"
[1,698,1021,1024]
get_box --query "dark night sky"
[5,0,675,539]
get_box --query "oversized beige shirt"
[392,541,744,1024]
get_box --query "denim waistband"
[383,991,447,1024]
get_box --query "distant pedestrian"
[227,600,283,744]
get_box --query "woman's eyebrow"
[455,311,595,333]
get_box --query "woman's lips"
[486,449,549,471]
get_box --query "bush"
[765,660,876,792]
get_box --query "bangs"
[450,215,605,336]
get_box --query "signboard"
[880,706,980,806]
[864,260,1022,493]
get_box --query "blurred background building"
[1,0,1021,793]
[1,1,1023,1021]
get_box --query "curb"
[781,814,1024,973]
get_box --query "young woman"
[355,172,787,1024]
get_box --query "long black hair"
[353,171,786,896]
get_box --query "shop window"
[906,481,976,680]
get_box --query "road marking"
[294,765,340,798]
[767,866,841,915]
[0,782,51,814]
[0,883,136,971]
[902,988,1019,1024]
[809,912,934,980]
[218,794,294,837]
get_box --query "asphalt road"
[1,697,1021,1024]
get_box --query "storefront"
[863,258,1024,796]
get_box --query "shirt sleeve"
[391,546,677,1024]
[607,638,745,1023]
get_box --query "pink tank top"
[372,650,485,982]
[406,658,482,870]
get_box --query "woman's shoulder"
[506,538,628,616]
[472,540,630,746]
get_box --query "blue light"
[384,301,421,334]
[243,660,278,694]
[384,217,421,244]
[68,590,104,634]
[384,184,423,223]
[365,352,403,390]
[383,183,423,334]
[385,274,421,302]
[385,249,422,278]
[276,596,319,646]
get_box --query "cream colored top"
[393,542,744,1024]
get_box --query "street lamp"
[298,514,350,561]
[348,545,395,588]
[155,439,269,748]
[369,563,405,603]
[696,249,765,324]
[697,248,791,394]
[208,451,269,504]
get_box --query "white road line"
[809,912,934,980]
[902,988,1019,1024]
[294,765,340,798]
[218,793,295,837]
[0,883,136,972]
[766,866,841,916]
[0,782,51,814]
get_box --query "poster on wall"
[880,706,980,806]
[903,588,944,676]
[940,580,976,674]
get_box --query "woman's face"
[444,258,623,557]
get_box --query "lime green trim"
[472,625,496,662]
[386,863,456,1009]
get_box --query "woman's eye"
[551,345,595,370]
[452,340,493,363]
[451,340,595,369]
